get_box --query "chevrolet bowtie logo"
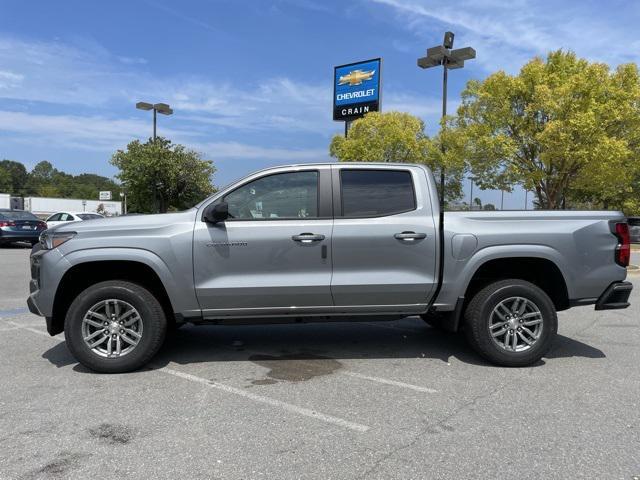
[338,69,375,86]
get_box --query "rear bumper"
[0,230,41,243]
[595,281,633,310]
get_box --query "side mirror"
[204,202,229,224]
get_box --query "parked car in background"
[45,212,104,229]
[628,217,640,243]
[0,209,47,247]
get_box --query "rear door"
[193,167,334,317]
[330,166,437,310]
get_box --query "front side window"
[224,171,319,220]
[340,169,416,217]
[47,213,61,222]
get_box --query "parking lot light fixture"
[417,31,475,212]
[136,101,173,141]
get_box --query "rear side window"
[340,169,416,217]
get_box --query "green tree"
[454,50,640,211]
[110,137,216,213]
[0,160,29,195]
[0,165,11,192]
[329,111,464,203]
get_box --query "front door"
[330,166,438,310]
[193,167,333,317]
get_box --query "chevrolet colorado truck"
[27,163,633,372]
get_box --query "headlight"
[39,231,76,249]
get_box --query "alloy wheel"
[81,299,143,358]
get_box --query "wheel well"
[51,261,175,335]
[465,257,570,311]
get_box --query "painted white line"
[157,366,370,433]
[5,321,370,433]
[221,345,438,395]
[340,371,437,393]
[6,321,56,338]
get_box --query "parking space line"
[6,320,56,338]
[340,371,437,393]
[217,344,438,394]
[157,366,370,433]
[4,321,370,433]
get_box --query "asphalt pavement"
[0,245,639,479]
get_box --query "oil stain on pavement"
[249,353,342,384]
[88,423,135,445]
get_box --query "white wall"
[0,193,9,209]
[23,197,122,216]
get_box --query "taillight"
[37,221,47,230]
[0,220,16,227]
[614,222,630,267]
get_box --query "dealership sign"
[333,58,381,122]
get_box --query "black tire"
[64,280,167,373]
[464,279,557,367]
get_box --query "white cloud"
[0,110,195,151]
[192,141,329,162]
[369,0,640,72]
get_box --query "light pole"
[120,191,127,215]
[136,102,173,141]
[136,102,173,213]
[469,177,475,210]
[418,32,475,212]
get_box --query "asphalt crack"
[359,383,507,479]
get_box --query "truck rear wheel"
[64,281,167,373]
[464,279,557,367]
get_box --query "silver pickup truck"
[27,163,632,373]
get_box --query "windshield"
[0,210,39,220]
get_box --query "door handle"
[394,231,427,241]
[292,233,325,243]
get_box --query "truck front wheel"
[64,281,167,373]
[464,279,557,367]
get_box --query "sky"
[1,0,640,208]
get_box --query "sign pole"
[344,120,352,138]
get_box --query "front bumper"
[595,281,633,310]
[26,248,69,320]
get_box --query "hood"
[55,209,198,234]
